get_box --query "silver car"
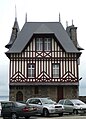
[26,97,63,117]
[58,99,86,114]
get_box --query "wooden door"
[57,86,63,102]
[16,91,23,101]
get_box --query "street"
[1,115,86,119]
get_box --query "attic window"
[36,37,51,51]
[44,38,51,51]
[36,38,43,51]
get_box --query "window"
[59,100,64,105]
[34,99,41,104]
[53,64,59,78]
[28,99,36,104]
[44,38,51,51]
[36,38,43,51]
[28,99,41,104]
[28,64,35,77]
[36,37,51,51]
[64,100,73,106]
[3,102,13,108]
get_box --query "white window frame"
[53,64,59,78]
[36,38,43,51]
[44,38,51,51]
[28,64,35,78]
[36,37,51,51]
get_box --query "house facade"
[5,18,83,102]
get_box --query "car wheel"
[25,116,30,119]
[73,109,78,115]
[11,113,18,119]
[58,113,63,117]
[69,112,72,115]
[43,108,49,117]
[3,117,7,119]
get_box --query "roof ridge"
[26,21,59,23]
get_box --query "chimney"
[66,24,77,47]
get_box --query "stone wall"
[9,85,78,102]
[63,86,78,99]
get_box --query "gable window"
[36,38,43,51]
[52,64,59,78]
[36,37,51,51]
[28,64,35,77]
[44,38,51,51]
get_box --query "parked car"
[1,101,38,119]
[26,97,64,117]
[58,99,86,114]
[0,102,2,116]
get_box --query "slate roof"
[6,22,81,54]
[5,19,20,49]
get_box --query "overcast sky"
[0,0,86,96]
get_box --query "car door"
[27,99,43,113]
[2,102,13,117]
[63,100,74,113]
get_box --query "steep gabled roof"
[5,19,20,49]
[6,22,81,54]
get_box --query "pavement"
[0,115,86,119]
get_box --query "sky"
[0,0,86,96]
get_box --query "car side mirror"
[70,104,74,106]
[38,102,42,105]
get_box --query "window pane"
[28,69,31,77]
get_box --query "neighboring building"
[5,17,83,102]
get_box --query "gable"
[23,34,65,53]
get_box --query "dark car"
[1,101,37,119]
[0,102,2,116]
[58,99,86,114]
[26,97,64,117]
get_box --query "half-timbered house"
[5,17,83,101]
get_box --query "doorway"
[57,86,63,102]
[16,91,23,101]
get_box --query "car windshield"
[71,100,85,105]
[58,100,64,105]
[41,98,56,104]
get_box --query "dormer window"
[44,38,51,51]
[36,38,43,51]
[36,37,51,51]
